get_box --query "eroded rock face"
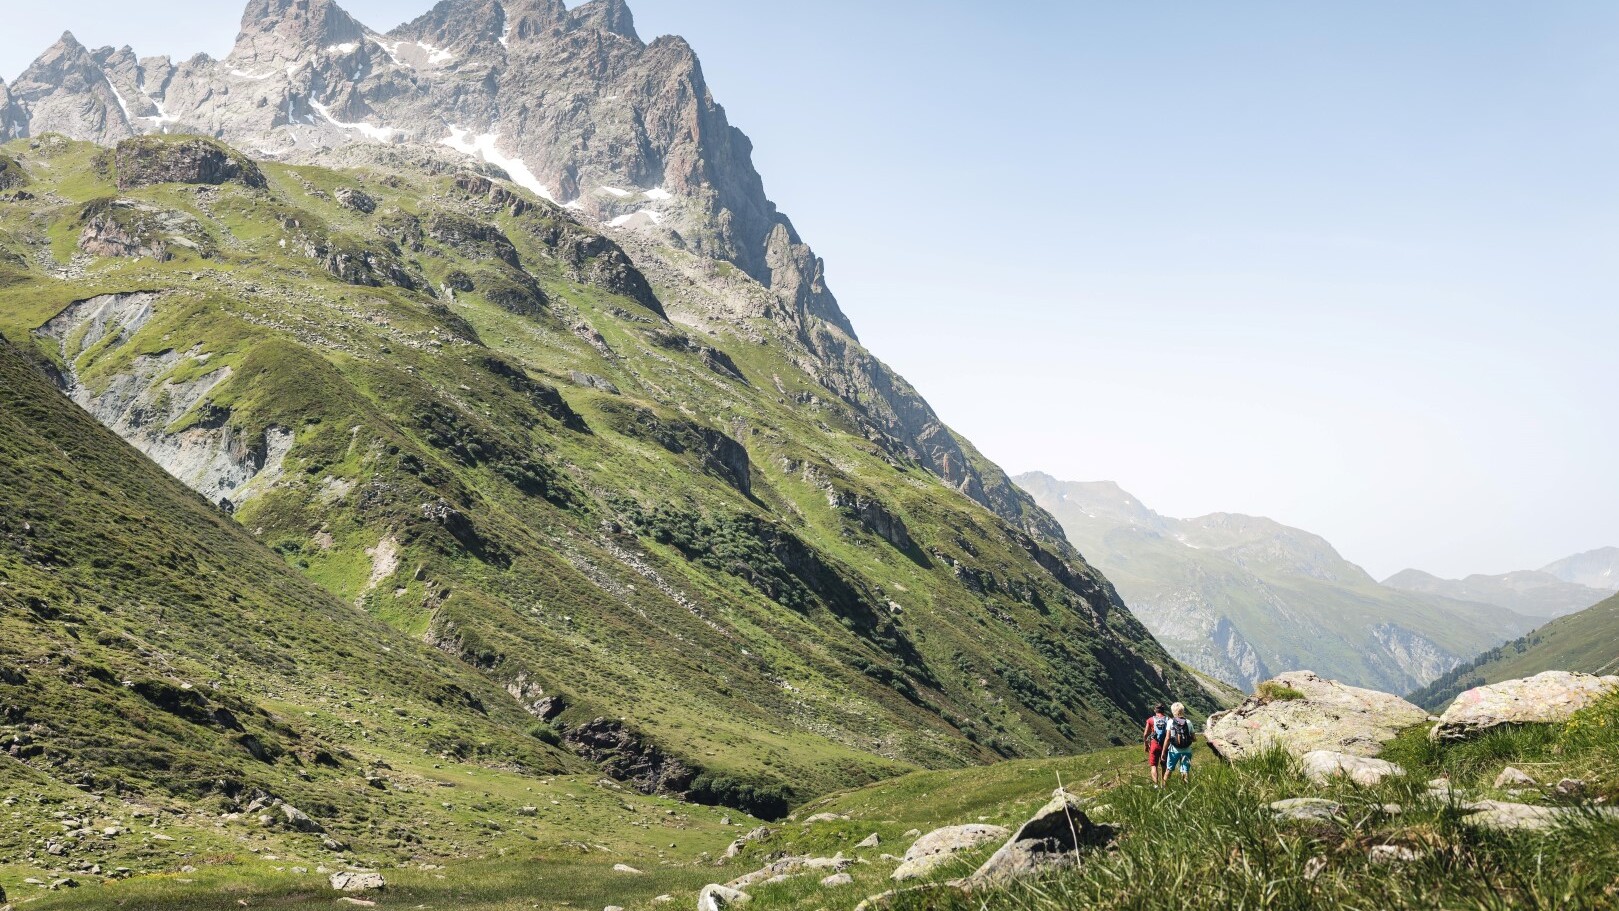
[114,136,267,190]
[891,824,1009,881]
[33,292,293,509]
[1204,671,1428,760]
[1430,671,1619,741]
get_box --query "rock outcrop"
[960,791,1115,891]
[1204,671,1428,760]
[1430,671,1619,741]
[114,136,267,190]
[890,824,1009,881]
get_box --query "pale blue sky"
[5,2,1616,579]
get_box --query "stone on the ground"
[1494,767,1537,789]
[1460,800,1619,831]
[1555,778,1588,797]
[329,871,385,892]
[723,826,774,859]
[856,832,880,848]
[961,791,1115,890]
[855,885,955,911]
[1205,671,1428,760]
[1300,750,1406,786]
[1430,671,1619,741]
[891,824,1009,881]
[280,803,324,833]
[613,863,643,874]
[902,828,921,838]
[726,854,850,889]
[605,906,625,911]
[1369,845,1422,864]
[803,813,849,824]
[697,884,750,911]
[821,873,853,887]
[1268,798,1342,822]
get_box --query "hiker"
[1163,702,1195,783]
[1142,703,1169,786]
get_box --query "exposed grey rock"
[697,883,749,911]
[726,855,849,889]
[891,824,1009,882]
[723,826,773,859]
[820,873,853,887]
[10,32,133,145]
[1431,672,1619,741]
[1299,750,1405,787]
[114,136,267,190]
[1205,671,1428,760]
[1494,767,1537,789]
[279,803,323,833]
[1458,800,1619,832]
[803,812,849,824]
[961,791,1115,890]
[1369,845,1422,864]
[1555,778,1588,798]
[856,833,880,849]
[1268,798,1342,822]
[329,871,385,891]
[612,863,642,874]
[335,186,376,213]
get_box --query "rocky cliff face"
[4,0,1049,544]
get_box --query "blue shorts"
[1165,747,1192,772]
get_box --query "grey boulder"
[960,791,1115,890]
[1430,671,1619,741]
[891,824,1009,881]
[1205,671,1427,760]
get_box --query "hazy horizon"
[4,0,1615,580]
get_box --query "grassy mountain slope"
[1408,591,1619,711]
[0,134,1211,817]
[1016,473,1534,694]
[0,329,773,893]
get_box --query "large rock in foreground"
[961,791,1115,891]
[891,824,1010,881]
[1430,671,1619,741]
[1204,671,1427,760]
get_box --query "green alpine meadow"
[1,2,1614,909]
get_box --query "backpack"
[1147,715,1168,744]
[1168,718,1194,749]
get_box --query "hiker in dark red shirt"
[1142,703,1169,787]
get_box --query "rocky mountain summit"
[1015,473,1537,694]
[0,0,1215,824]
[4,0,1050,536]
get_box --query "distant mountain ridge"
[1016,473,1537,694]
[1540,546,1619,592]
[1408,590,1619,711]
[1383,565,1613,621]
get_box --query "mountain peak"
[235,0,365,60]
[570,0,639,41]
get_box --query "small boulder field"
[692,669,1619,911]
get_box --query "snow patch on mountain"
[439,127,556,203]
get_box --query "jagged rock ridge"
[3,0,1051,540]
